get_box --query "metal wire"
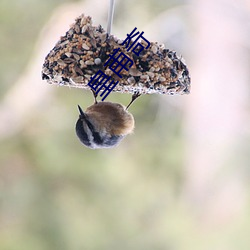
[107,0,115,34]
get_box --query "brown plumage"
[75,101,134,149]
[85,102,134,135]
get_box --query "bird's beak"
[77,105,86,119]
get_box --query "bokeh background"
[1,0,250,249]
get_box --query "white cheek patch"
[83,122,94,146]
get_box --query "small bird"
[75,92,140,149]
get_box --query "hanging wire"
[107,0,115,34]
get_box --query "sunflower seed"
[129,68,142,76]
[85,60,94,65]
[82,43,90,50]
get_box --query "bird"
[75,92,140,149]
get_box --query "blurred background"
[1,0,250,249]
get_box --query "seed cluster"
[42,14,190,95]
